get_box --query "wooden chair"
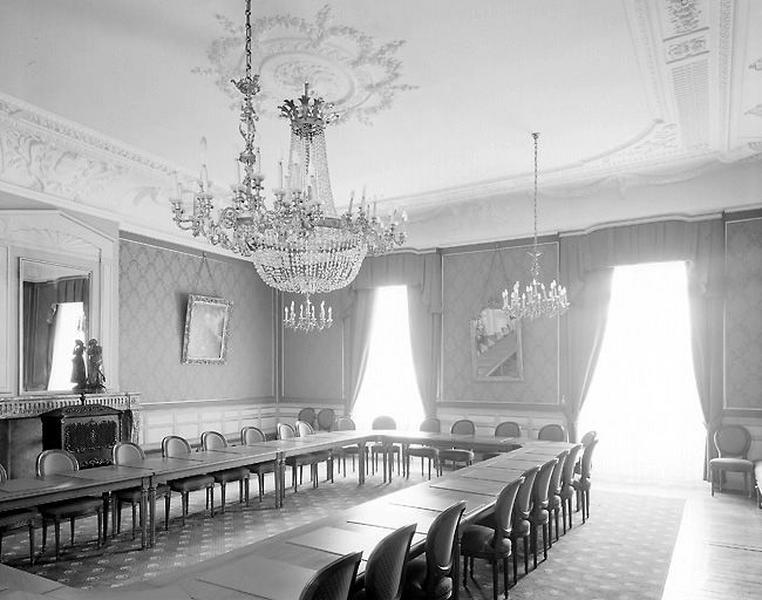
[0,463,37,565]
[709,425,754,497]
[370,416,401,477]
[580,430,598,447]
[546,449,569,545]
[201,431,250,511]
[36,450,103,559]
[278,423,322,493]
[403,501,466,600]
[405,417,441,480]
[572,438,598,523]
[558,443,583,533]
[461,477,523,600]
[299,551,363,600]
[528,458,558,568]
[296,420,334,483]
[111,442,171,538]
[240,426,276,501]
[438,420,475,471]
[353,523,417,600]
[162,435,215,526]
[537,424,566,442]
[483,421,521,460]
[297,407,317,430]
[317,408,336,431]
[509,466,539,580]
[335,417,366,476]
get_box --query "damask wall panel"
[724,218,762,410]
[119,239,274,407]
[442,243,559,405]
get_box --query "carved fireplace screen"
[41,404,126,468]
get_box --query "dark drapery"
[346,252,442,416]
[342,288,376,415]
[560,218,724,452]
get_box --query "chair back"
[714,425,751,458]
[419,417,441,433]
[494,421,521,438]
[372,415,397,430]
[423,501,466,594]
[162,435,192,458]
[450,419,475,435]
[579,438,598,479]
[561,443,583,488]
[201,430,228,450]
[512,466,539,520]
[112,442,145,465]
[531,458,558,509]
[537,424,566,441]
[299,551,363,600]
[241,426,266,445]
[548,450,568,495]
[37,449,79,476]
[0,463,7,483]
[336,416,356,431]
[580,430,597,447]
[493,477,523,542]
[317,408,336,431]
[278,422,296,440]
[297,407,317,428]
[297,420,315,437]
[364,524,417,600]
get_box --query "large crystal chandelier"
[502,133,569,320]
[171,0,406,333]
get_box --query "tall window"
[578,261,705,483]
[353,285,425,430]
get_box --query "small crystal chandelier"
[502,132,569,320]
[171,0,406,333]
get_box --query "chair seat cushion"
[213,467,250,483]
[407,446,439,458]
[709,457,754,472]
[168,474,215,492]
[404,555,453,600]
[460,524,511,556]
[439,449,474,463]
[39,497,102,518]
[115,484,170,504]
[0,509,38,529]
[371,443,400,454]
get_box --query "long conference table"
[0,430,574,599]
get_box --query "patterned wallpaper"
[119,239,274,404]
[724,218,762,410]
[442,243,559,405]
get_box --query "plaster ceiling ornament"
[664,0,704,35]
[750,58,762,71]
[173,0,407,334]
[192,4,416,125]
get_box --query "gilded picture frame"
[182,294,232,365]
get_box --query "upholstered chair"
[483,421,522,460]
[528,458,558,568]
[438,420,476,471]
[36,449,104,559]
[0,463,37,565]
[370,416,401,477]
[335,417,366,476]
[507,466,539,580]
[317,408,336,431]
[403,501,466,600]
[240,426,276,501]
[709,425,755,497]
[162,435,216,526]
[353,524,416,600]
[461,477,523,600]
[558,443,583,532]
[297,407,317,429]
[278,422,321,493]
[299,551,363,600]
[295,420,334,484]
[201,431,251,511]
[537,424,567,442]
[405,417,441,480]
[580,430,598,447]
[111,442,171,537]
[572,438,599,522]
[546,449,569,545]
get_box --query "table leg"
[358,441,366,485]
[102,492,110,541]
[274,453,284,509]
[140,477,149,549]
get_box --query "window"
[578,261,705,483]
[353,286,425,431]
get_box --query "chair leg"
[710,468,715,496]
[220,482,226,514]
[244,478,250,506]
[209,486,215,517]
[54,519,61,559]
[70,517,75,546]
[41,520,47,553]
[523,535,529,574]
[164,494,171,531]
[531,526,537,569]
[568,497,573,529]
[28,522,35,565]
[503,557,509,597]
[131,502,137,540]
[462,555,468,587]
[513,543,518,583]
[542,523,548,560]
[258,473,265,502]
[96,511,102,548]
[181,492,188,527]
[492,559,498,600]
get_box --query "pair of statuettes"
[71,338,106,393]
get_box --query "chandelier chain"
[532,131,539,249]
[244,0,252,78]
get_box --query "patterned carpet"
[0,466,685,599]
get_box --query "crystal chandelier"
[171,0,407,332]
[502,133,569,320]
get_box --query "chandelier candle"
[170,0,407,333]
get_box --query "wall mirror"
[19,258,92,393]
[470,307,523,381]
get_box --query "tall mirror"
[470,307,523,381]
[20,259,91,393]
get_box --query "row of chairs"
[301,433,599,600]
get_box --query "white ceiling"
[0,0,760,249]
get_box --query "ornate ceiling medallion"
[193,5,416,125]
